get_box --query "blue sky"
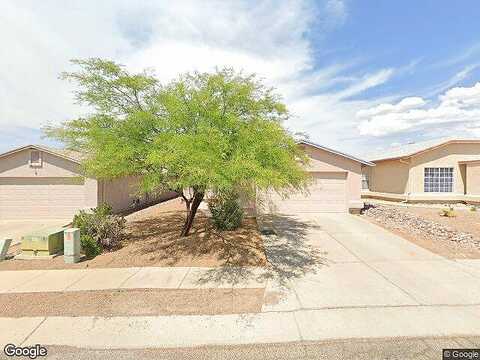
[1,0,480,156]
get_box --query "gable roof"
[0,144,83,164]
[368,137,480,162]
[298,140,375,166]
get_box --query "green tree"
[45,58,308,236]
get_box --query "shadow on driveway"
[196,214,329,287]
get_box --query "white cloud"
[356,97,426,118]
[424,64,480,97]
[357,82,480,136]
[0,0,395,155]
[333,68,394,100]
[0,0,320,132]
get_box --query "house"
[0,145,176,220]
[362,138,480,203]
[257,140,375,215]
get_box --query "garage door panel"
[264,172,347,214]
[0,178,86,220]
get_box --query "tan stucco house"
[258,140,375,215]
[362,138,480,203]
[0,145,174,220]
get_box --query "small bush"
[208,192,244,231]
[470,205,477,212]
[94,203,113,217]
[73,204,126,251]
[80,234,102,258]
[93,215,126,249]
[439,206,456,217]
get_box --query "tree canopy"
[45,58,308,236]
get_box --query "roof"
[458,158,480,164]
[298,140,375,166]
[368,137,480,162]
[0,144,83,164]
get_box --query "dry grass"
[0,199,267,270]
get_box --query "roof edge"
[298,140,375,166]
[0,144,82,164]
[371,139,480,162]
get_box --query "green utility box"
[21,227,65,257]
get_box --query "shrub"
[208,191,244,231]
[439,206,456,217]
[94,203,113,217]
[470,205,477,212]
[73,204,126,251]
[80,234,102,258]
[92,214,126,249]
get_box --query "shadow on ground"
[126,211,267,268]
[195,214,329,288]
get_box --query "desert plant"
[45,59,309,236]
[80,234,102,258]
[92,214,126,249]
[439,206,456,217]
[208,192,244,231]
[73,204,126,250]
[470,205,477,212]
[94,203,113,217]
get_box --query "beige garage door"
[0,178,86,220]
[265,172,347,214]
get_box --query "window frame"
[424,167,453,193]
[361,173,369,190]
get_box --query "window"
[361,173,369,190]
[424,167,453,192]
[30,150,42,167]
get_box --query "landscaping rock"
[362,204,480,250]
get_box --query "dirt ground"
[0,198,267,270]
[362,203,480,259]
[40,337,480,360]
[399,206,480,237]
[0,288,264,317]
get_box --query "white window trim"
[424,167,454,193]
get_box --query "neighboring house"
[257,140,375,215]
[0,145,176,220]
[362,138,480,203]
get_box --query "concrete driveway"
[263,212,480,311]
[0,219,71,246]
[2,212,480,348]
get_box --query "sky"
[1,0,480,157]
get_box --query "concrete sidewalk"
[3,305,479,349]
[0,266,267,293]
[2,213,480,349]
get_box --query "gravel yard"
[361,203,480,259]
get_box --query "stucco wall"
[101,176,178,213]
[0,149,99,219]
[408,143,480,195]
[294,144,364,210]
[101,176,143,212]
[466,162,480,195]
[257,144,363,212]
[366,142,480,199]
[0,150,80,178]
[366,159,409,194]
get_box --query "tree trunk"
[180,191,204,237]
